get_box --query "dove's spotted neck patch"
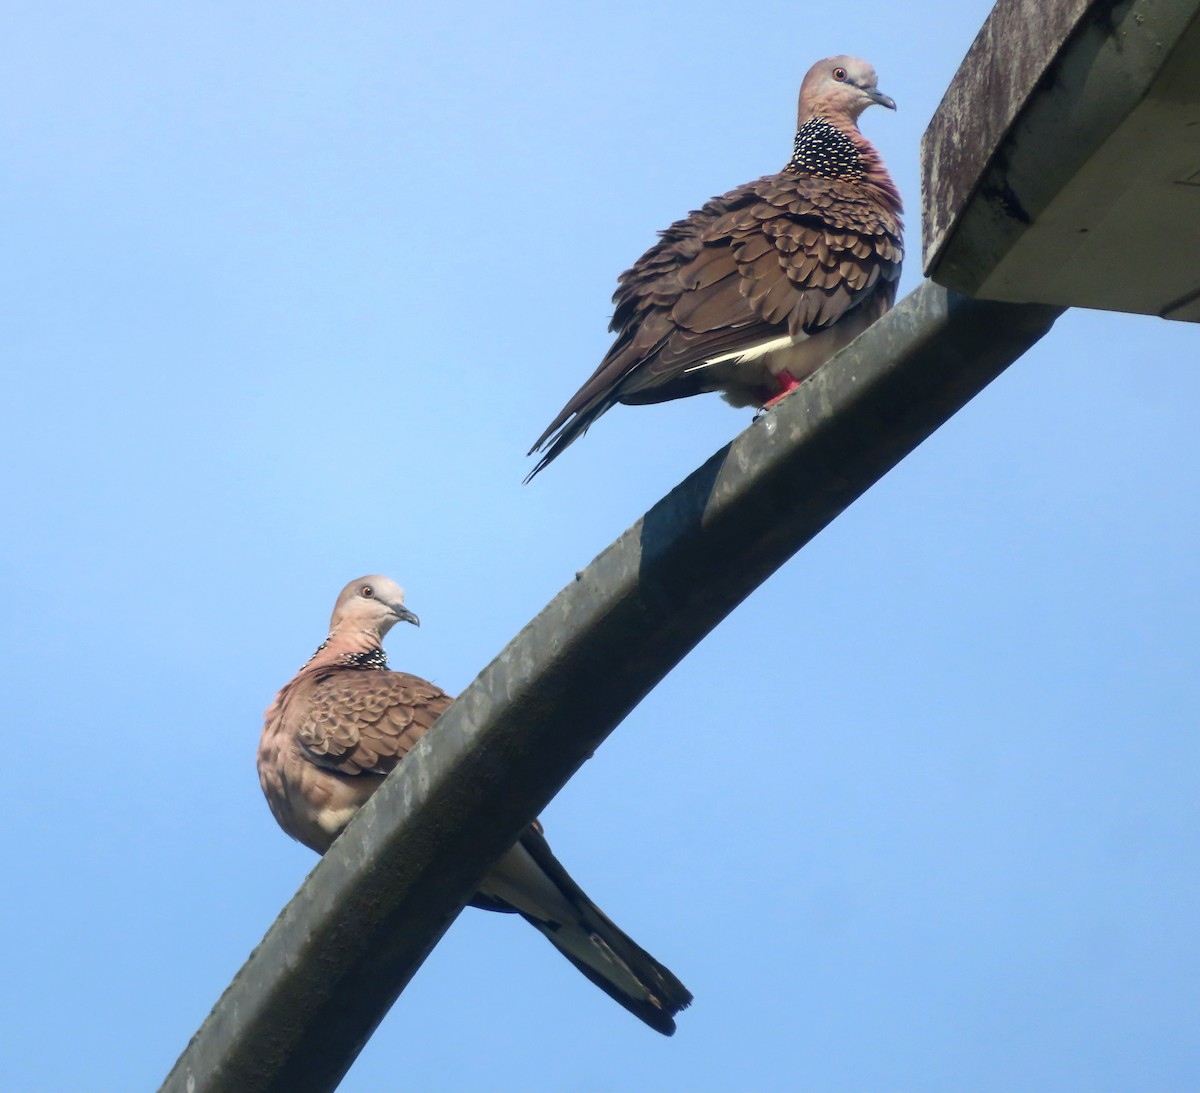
[342,647,389,670]
[788,116,862,180]
[304,641,390,671]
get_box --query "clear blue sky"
[2,2,1197,1091]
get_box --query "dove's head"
[798,56,895,125]
[329,575,420,637]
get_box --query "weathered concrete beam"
[158,282,1061,1093]
[923,0,1200,320]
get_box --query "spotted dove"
[528,55,903,478]
[258,575,692,1035]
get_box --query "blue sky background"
[2,2,1198,1091]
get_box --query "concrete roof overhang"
[923,0,1200,321]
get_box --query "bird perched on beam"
[258,575,692,1035]
[528,55,903,479]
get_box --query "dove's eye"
[360,585,375,598]
[833,67,847,82]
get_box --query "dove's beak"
[869,88,897,111]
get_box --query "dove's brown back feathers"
[292,669,449,778]
[260,665,450,852]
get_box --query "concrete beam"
[158,283,1061,1093]
[923,0,1200,321]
